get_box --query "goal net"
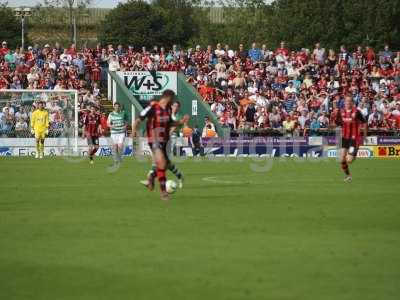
[0,89,79,156]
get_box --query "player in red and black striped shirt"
[140,100,186,190]
[83,105,102,164]
[336,95,368,182]
[133,90,189,200]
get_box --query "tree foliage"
[216,0,271,47]
[98,0,199,48]
[153,0,199,46]
[209,0,400,48]
[0,5,23,48]
[267,0,400,50]
[24,0,400,50]
[98,1,162,47]
[194,0,400,50]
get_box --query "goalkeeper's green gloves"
[30,129,35,135]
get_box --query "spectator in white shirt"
[250,90,268,108]
[285,81,297,94]
[15,117,28,135]
[108,55,120,71]
[15,106,28,122]
[46,100,61,113]
[92,82,100,97]
[247,82,258,94]
[82,91,97,106]
[255,107,267,127]
[261,44,273,60]
[225,45,235,59]
[53,81,65,90]
[60,49,72,64]
[211,100,225,117]
[215,58,227,80]
[2,102,14,115]
[214,43,225,58]
[27,67,40,84]
[48,57,57,70]
[297,110,309,130]
[358,102,369,117]
[313,42,326,65]
[368,106,382,125]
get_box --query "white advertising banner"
[364,136,378,146]
[0,138,152,157]
[117,71,177,100]
[308,136,323,146]
[323,146,375,158]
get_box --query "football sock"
[113,149,119,163]
[89,148,96,160]
[40,139,45,155]
[341,161,350,176]
[36,140,40,154]
[157,169,166,192]
[150,165,157,178]
[168,163,182,179]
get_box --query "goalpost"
[0,89,79,156]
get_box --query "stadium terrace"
[0,41,399,138]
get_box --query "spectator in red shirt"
[0,41,9,57]
[0,74,9,89]
[67,43,77,57]
[365,46,375,65]
[24,46,35,67]
[276,41,289,57]
[100,112,109,135]
[91,62,101,83]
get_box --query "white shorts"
[111,133,125,145]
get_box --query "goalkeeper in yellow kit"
[30,101,49,159]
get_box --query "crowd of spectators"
[179,42,399,135]
[88,41,400,136]
[1,39,400,137]
[191,42,400,135]
[0,40,107,136]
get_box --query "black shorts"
[341,138,358,156]
[148,142,170,162]
[87,136,99,146]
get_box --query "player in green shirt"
[107,102,127,164]
[170,101,184,153]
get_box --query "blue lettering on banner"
[324,147,374,158]
[181,145,324,157]
[0,147,12,156]
[96,147,132,156]
[18,148,34,156]
[124,146,133,156]
[98,147,113,156]
[0,146,133,157]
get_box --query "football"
[166,180,178,194]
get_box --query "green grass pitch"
[0,157,399,300]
